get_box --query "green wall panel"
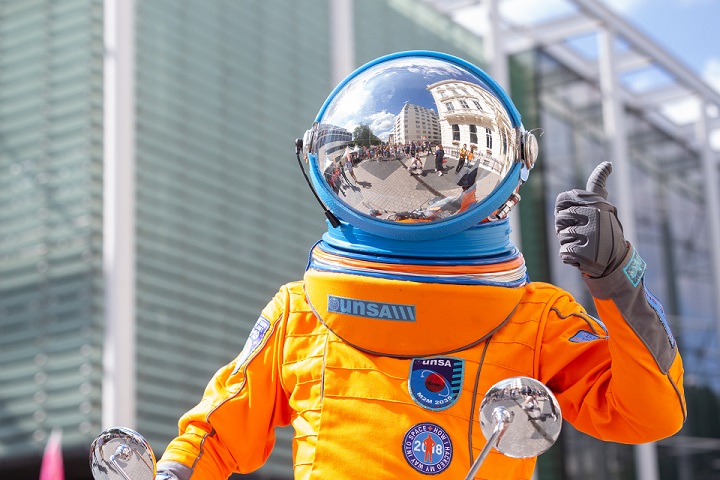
[0,0,103,465]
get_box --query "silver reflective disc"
[479,376,562,458]
[89,427,156,480]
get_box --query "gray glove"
[554,161,629,278]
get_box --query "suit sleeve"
[537,246,686,443]
[155,286,293,480]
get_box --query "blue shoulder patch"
[569,330,604,343]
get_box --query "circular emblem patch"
[402,423,453,475]
[408,357,464,411]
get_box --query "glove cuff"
[583,245,677,372]
[156,461,192,480]
[582,243,639,297]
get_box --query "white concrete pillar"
[102,0,137,429]
[329,0,355,86]
[597,28,636,243]
[597,26,658,480]
[485,0,523,248]
[697,104,720,363]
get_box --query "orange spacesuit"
[154,51,685,480]
[157,245,685,480]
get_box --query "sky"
[487,0,720,91]
[574,0,720,145]
[600,0,720,92]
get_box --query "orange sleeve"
[536,248,685,444]
[156,286,293,480]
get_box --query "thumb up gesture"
[554,162,629,277]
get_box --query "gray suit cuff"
[156,461,193,480]
[583,245,677,372]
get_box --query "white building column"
[485,0,523,249]
[597,28,635,242]
[329,0,355,86]
[485,0,509,89]
[597,27,659,480]
[697,105,720,360]
[102,0,137,429]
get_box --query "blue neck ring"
[322,218,515,260]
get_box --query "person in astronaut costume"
[155,52,685,480]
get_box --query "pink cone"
[39,429,64,480]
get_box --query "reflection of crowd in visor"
[311,74,519,224]
[316,135,497,221]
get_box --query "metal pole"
[485,0,523,249]
[597,26,659,480]
[465,407,512,480]
[103,0,137,429]
[697,104,720,378]
[329,0,355,86]
[597,28,635,242]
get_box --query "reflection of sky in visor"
[322,57,494,141]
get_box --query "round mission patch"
[408,357,464,411]
[402,423,453,475]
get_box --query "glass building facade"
[0,0,717,479]
[0,0,104,475]
[527,48,720,480]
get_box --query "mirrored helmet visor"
[308,55,523,238]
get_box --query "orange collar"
[304,269,524,357]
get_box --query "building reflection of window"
[502,132,507,155]
[452,124,460,141]
[486,128,492,149]
[470,125,478,144]
[445,101,455,112]
[472,100,483,111]
[459,99,469,109]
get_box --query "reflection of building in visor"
[304,53,536,241]
[428,79,515,181]
[393,103,440,146]
[316,125,352,167]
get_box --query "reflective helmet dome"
[303,51,537,241]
